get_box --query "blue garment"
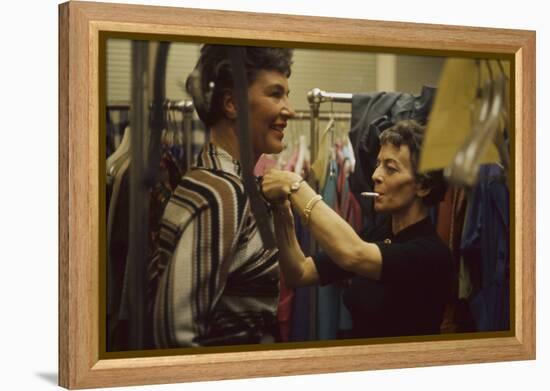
[315,159,353,340]
[335,159,354,334]
[316,159,340,340]
[429,205,438,226]
[461,165,509,331]
[289,212,313,342]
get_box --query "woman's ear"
[222,88,237,119]
[415,181,432,199]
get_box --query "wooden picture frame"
[59,1,536,389]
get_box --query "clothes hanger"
[328,103,337,177]
[107,123,131,179]
[160,102,169,149]
[444,60,507,187]
[166,105,176,149]
[171,105,186,163]
[492,60,511,176]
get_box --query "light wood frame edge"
[58,1,536,389]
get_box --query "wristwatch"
[289,178,305,195]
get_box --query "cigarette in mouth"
[361,192,380,197]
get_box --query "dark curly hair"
[185,44,294,128]
[379,119,447,206]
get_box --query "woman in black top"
[261,120,452,338]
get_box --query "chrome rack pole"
[127,40,150,350]
[305,88,322,341]
[306,88,353,174]
[181,101,195,171]
[307,88,353,162]
[305,88,353,341]
[307,88,322,166]
[292,111,351,120]
[318,91,353,103]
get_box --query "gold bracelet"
[303,194,323,226]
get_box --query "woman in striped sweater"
[151,45,295,347]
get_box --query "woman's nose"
[372,166,383,184]
[281,101,295,119]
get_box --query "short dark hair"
[185,45,293,127]
[379,120,447,206]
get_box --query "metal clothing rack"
[107,100,194,111]
[307,88,353,166]
[303,88,353,341]
[106,99,196,170]
[167,100,195,170]
[292,110,351,121]
[287,110,351,149]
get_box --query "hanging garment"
[311,118,335,191]
[316,158,342,340]
[284,148,299,172]
[348,87,437,228]
[254,154,278,176]
[338,152,363,233]
[335,152,357,336]
[106,155,131,352]
[289,211,313,342]
[281,148,314,343]
[106,147,182,352]
[277,272,294,342]
[106,110,130,159]
[458,201,475,300]
[437,186,473,333]
[106,111,116,159]
[436,186,456,334]
[105,122,132,338]
[342,136,356,173]
[293,135,307,177]
[107,126,131,186]
[460,164,509,331]
[273,144,316,342]
[254,153,294,342]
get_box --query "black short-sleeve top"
[313,216,452,339]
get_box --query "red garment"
[436,186,453,245]
[273,147,312,341]
[277,272,295,342]
[255,152,297,341]
[438,186,469,333]
[337,154,363,233]
[283,149,299,172]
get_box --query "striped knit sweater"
[150,143,280,347]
